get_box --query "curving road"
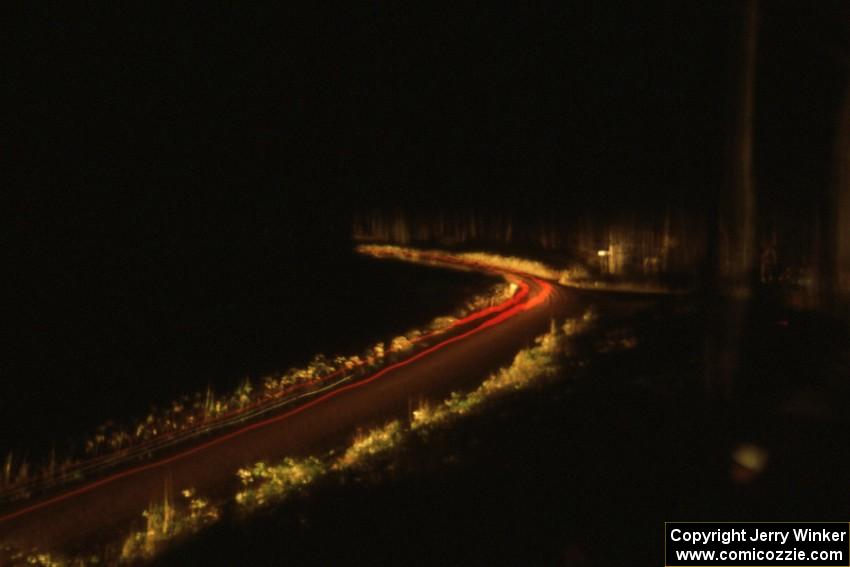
[0,257,580,555]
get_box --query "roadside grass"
[3,308,601,566]
[118,488,219,563]
[358,243,690,294]
[0,280,511,505]
[229,315,591,515]
[234,457,327,510]
[357,244,568,281]
[4,245,639,566]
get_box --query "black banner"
[665,522,849,566]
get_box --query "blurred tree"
[706,0,759,403]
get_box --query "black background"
[3,0,848,490]
[666,523,850,566]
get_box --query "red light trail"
[0,276,530,502]
[0,260,552,526]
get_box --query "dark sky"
[755,2,848,213]
[8,2,847,221]
[8,3,743,219]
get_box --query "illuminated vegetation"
[556,275,689,294]
[234,457,327,509]
[352,210,707,280]
[1,310,603,566]
[333,421,404,471]
[0,279,512,504]
[412,313,595,430]
[358,244,690,294]
[0,246,648,567]
[232,421,405,513]
[119,487,220,563]
[357,244,568,280]
[0,545,79,567]
[232,312,596,515]
[1,488,220,566]
[1,250,610,565]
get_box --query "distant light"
[597,250,609,257]
[732,443,768,471]
[730,442,769,484]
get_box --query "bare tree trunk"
[706,0,759,403]
[833,80,850,319]
[722,0,758,295]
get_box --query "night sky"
[9,3,740,216]
[4,2,847,442]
